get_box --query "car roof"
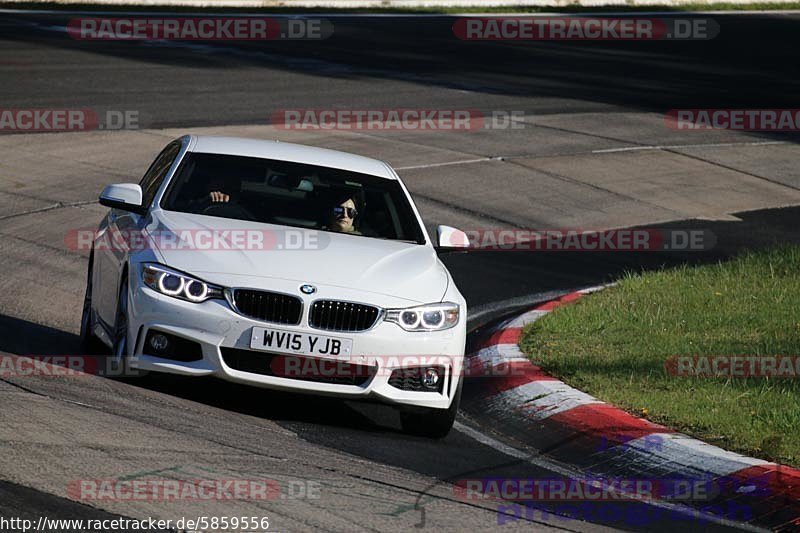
[189,136,395,179]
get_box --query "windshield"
[161,152,426,244]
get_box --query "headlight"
[385,302,460,332]
[141,264,223,303]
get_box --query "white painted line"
[454,420,587,474]
[453,421,767,532]
[578,283,615,295]
[490,286,611,330]
[592,140,787,154]
[497,309,549,329]
[396,157,499,171]
[457,417,617,479]
[592,145,655,154]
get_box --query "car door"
[95,141,182,329]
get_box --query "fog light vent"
[388,366,445,393]
[143,329,203,362]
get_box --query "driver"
[188,176,242,213]
[205,176,241,205]
[207,189,231,204]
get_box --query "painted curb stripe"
[471,341,526,363]
[532,290,584,311]
[548,403,671,441]
[475,326,522,349]
[620,432,769,477]
[466,361,558,391]
[466,285,800,521]
[484,379,604,421]
[728,464,800,502]
[496,309,549,329]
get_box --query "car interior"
[161,152,425,243]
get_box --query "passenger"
[325,194,361,235]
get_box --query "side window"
[139,141,181,209]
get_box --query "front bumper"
[126,279,466,410]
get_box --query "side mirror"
[99,183,146,215]
[436,225,471,250]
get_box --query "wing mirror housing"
[435,225,471,252]
[99,183,146,215]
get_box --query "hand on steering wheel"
[201,201,256,221]
[208,191,230,203]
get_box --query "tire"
[110,274,147,379]
[79,260,107,355]
[399,378,462,439]
[112,276,130,360]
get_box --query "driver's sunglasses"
[333,206,358,218]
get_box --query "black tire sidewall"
[79,262,106,355]
[400,377,462,438]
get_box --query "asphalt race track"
[1,10,800,532]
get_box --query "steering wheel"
[201,202,256,221]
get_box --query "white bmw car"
[80,135,469,437]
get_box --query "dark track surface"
[1,12,800,128]
[1,10,799,532]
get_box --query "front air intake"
[231,289,303,325]
[308,300,381,332]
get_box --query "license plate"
[250,327,352,358]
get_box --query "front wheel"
[79,261,107,355]
[111,276,147,379]
[399,379,462,439]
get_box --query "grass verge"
[519,246,800,467]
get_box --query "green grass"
[519,246,800,467]
[4,1,800,12]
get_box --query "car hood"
[146,210,447,304]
